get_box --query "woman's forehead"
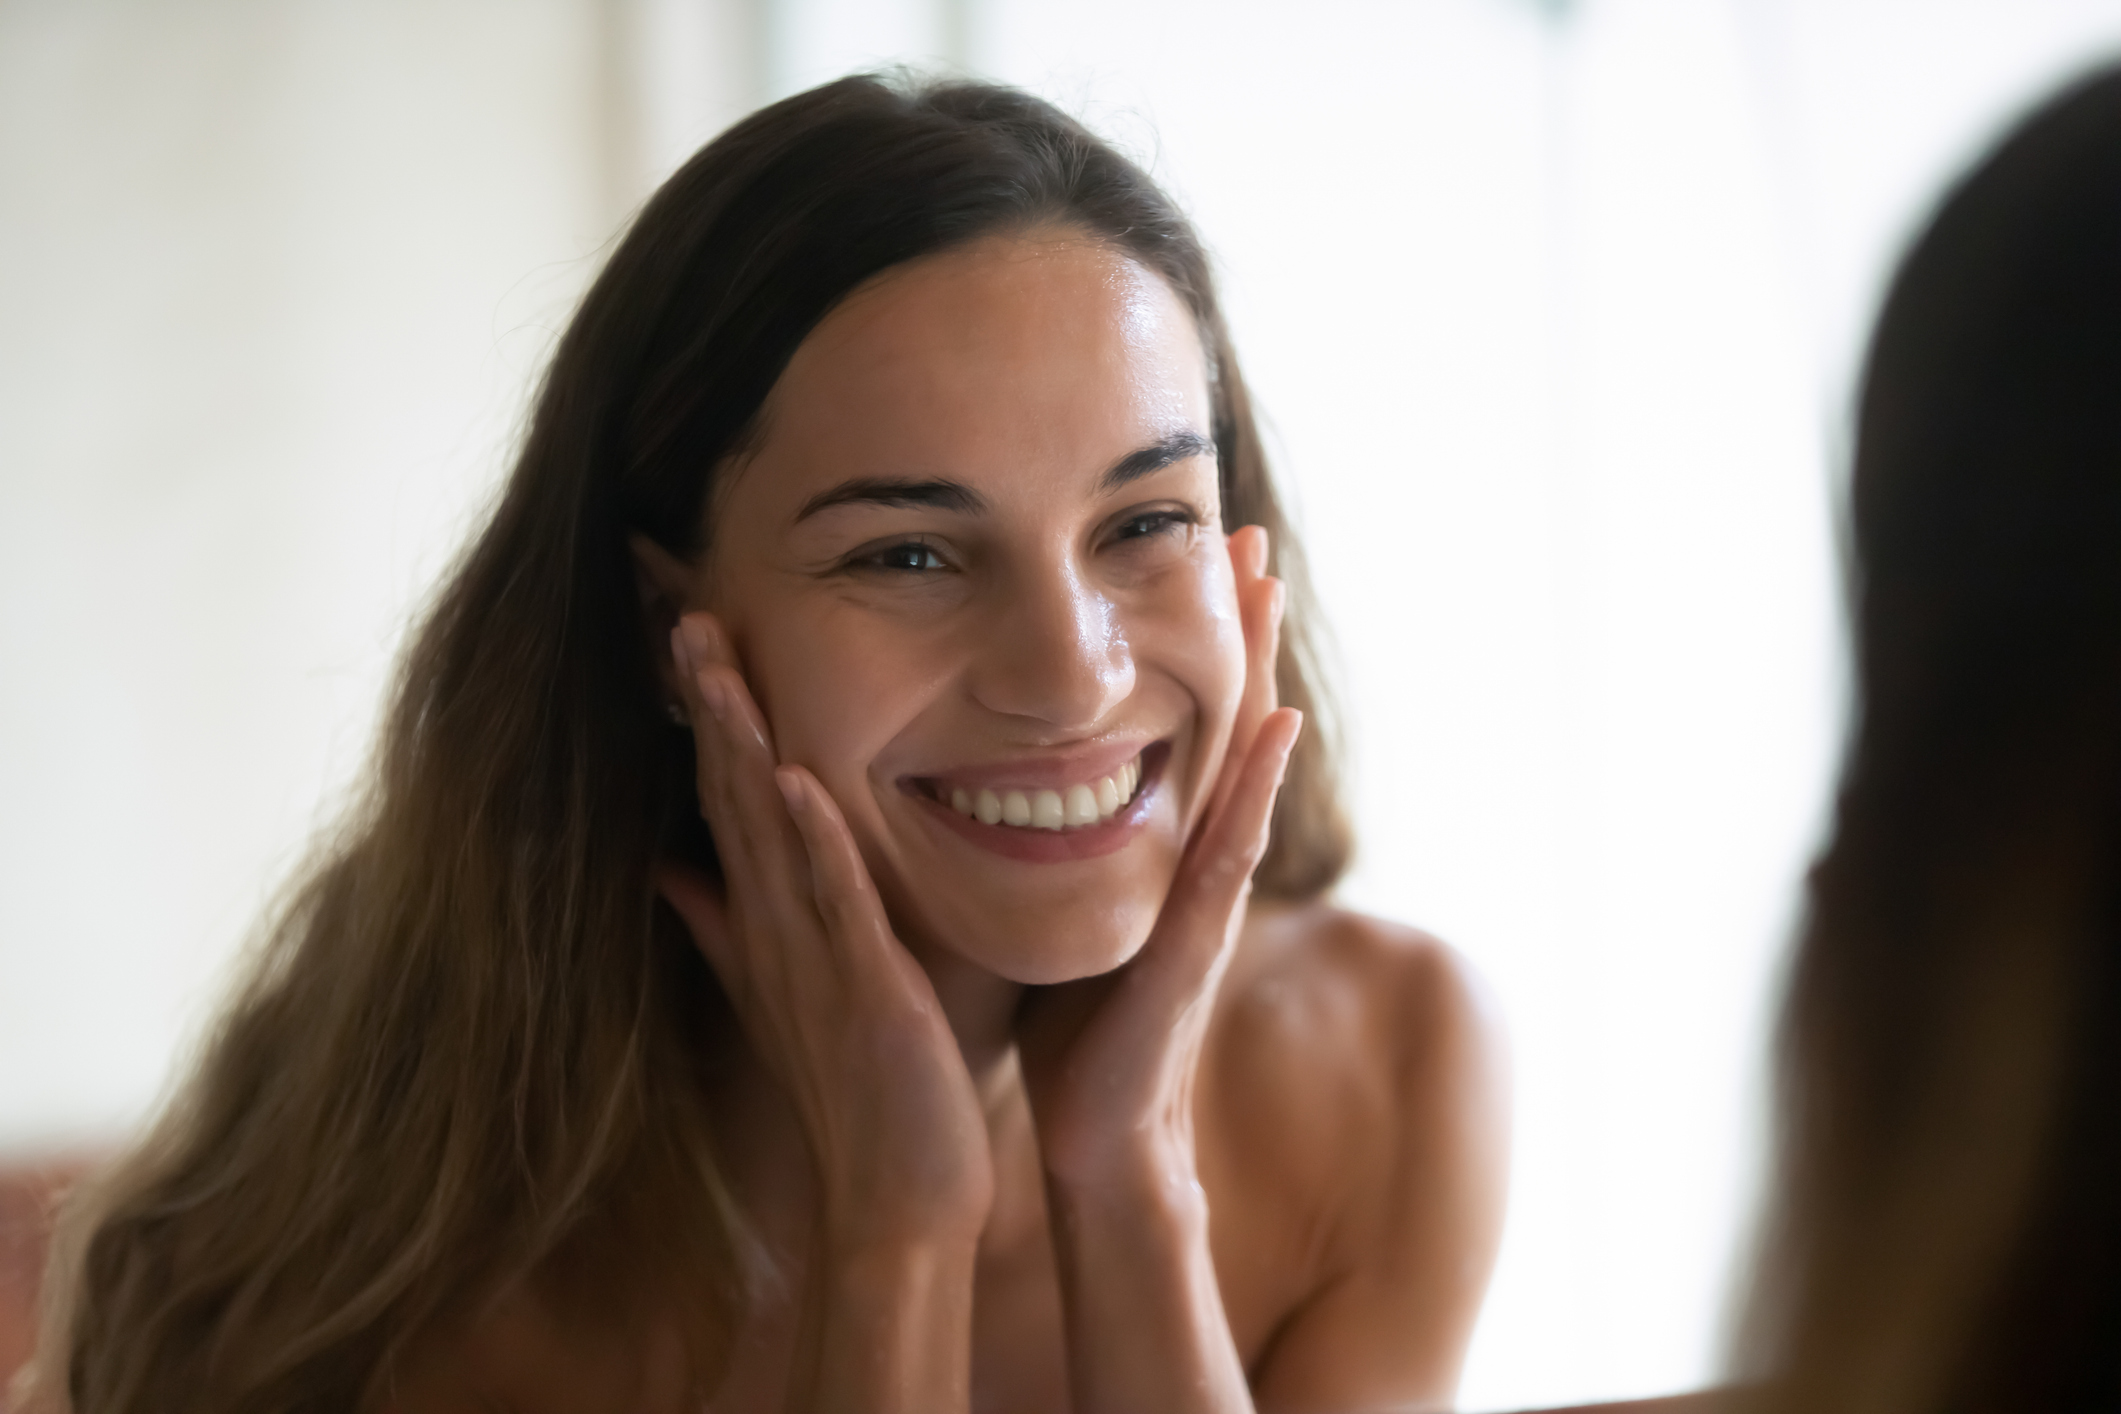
[735,233,1212,515]
[818,229,1189,354]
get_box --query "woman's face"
[701,230,1245,985]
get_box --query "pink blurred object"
[0,1158,97,1411]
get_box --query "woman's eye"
[858,541,948,573]
[1112,509,1198,545]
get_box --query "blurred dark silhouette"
[1731,60,2121,1414]
[1518,58,2121,1414]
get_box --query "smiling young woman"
[27,77,1507,1414]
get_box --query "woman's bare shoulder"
[1202,898,1507,1215]
[1200,901,1510,1401]
[1214,899,1503,1092]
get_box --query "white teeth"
[1030,789,1065,829]
[947,754,1146,831]
[1002,790,1031,827]
[1064,784,1099,827]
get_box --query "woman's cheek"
[743,610,909,798]
[1130,549,1246,802]
[1186,537,1248,716]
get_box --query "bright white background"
[6,2,2121,1407]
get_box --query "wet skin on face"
[699,230,1246,987]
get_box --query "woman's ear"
[630,532,697,698]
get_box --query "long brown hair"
[35,74,1351,1413]
[1737,64,2121,1414]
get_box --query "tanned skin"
[392,231,1508,1414]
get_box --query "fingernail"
[680,615,715,664]
[699,673,728,721]
[776,770,806,815]
[670,624,693,673]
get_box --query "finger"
[669,618,754,879]
[654,861,747,996]
[672,613,808,904]
[1206,529,1284,827]
[774,766,910,984]
[670,621,803,1010]
[1229,521,1270,584]
[671,619,842,1025]
[1151,707,1304,982]
[1232,527,1284,738]
[1064,708,1303,1093]
[1191,705,1302,909]
[1235,573,1285,748]
[773,766,968,1104]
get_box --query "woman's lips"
[904,743,1168,864]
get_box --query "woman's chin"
[934,919,1154,988]
[875,869,1171,987]
[999,943,1144,987]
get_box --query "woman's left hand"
[1013,524,1300,1412]
[1016,523,1295,1186]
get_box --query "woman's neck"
[908,942,1026,1111]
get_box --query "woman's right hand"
[656,611,994,1253]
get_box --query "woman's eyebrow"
[794,477,987,522]
[1101,430,1215,491]
[791,431,1212,522]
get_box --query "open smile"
[901,742,1170,863]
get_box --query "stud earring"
[665,700,687,724]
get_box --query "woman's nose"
[969,560,1136,731]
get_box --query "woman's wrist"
[797,1223,982,1414]
[1047,1119,1213,1195]
[813,1132,995,1255]
[820,1189,992,1263]
[1041,1136,1250,1414]
[1042,1129,1211,1237]
[820,1227,983,1300]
